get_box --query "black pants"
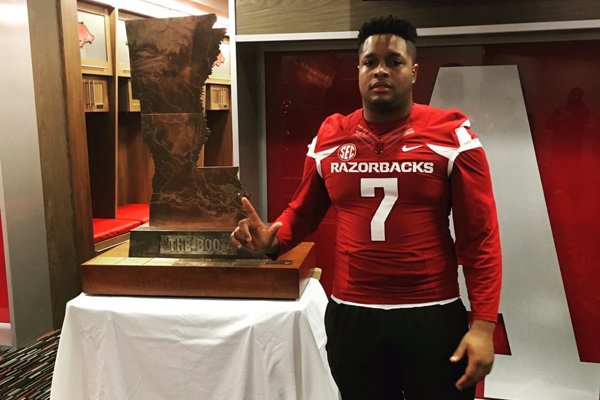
[324,299,475,400]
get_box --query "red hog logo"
[213,51,225,67]
[78,22,95,48]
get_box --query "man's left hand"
[450,320,496,390]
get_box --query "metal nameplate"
[160,234,235,256]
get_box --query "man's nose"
[374,62,389,77]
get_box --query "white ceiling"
[187,0,228,17]
[144,0,229,18]
[92,0,230,26]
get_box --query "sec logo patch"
[338,143,357,161]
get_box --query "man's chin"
[366,99,398,110]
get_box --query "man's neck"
[363,102,413,123]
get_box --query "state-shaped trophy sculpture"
[81,14,314,300]
[125,14,253,258]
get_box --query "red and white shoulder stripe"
[426,119,482,175]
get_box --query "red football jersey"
[275,104,502,322]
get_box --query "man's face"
[358,34,418,112]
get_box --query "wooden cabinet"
[82,76,109,112]
[77,2,235,228]
[204,84,231,110]
[116,12,143,77]
[77,4,112,76]
[115,18,132,77]
[118,78,140,112]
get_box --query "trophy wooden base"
[81,241,315,300]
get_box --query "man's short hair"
[357,15,418,61]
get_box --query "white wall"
[432,65,599,400]
[0,0,53,348]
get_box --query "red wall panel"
[0,211,9,323]
[264,40,600,363]
[265,51,362,295]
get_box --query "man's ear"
[412,63,419,84]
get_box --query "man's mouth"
[370,82,392,92]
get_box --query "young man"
[231,16,502,400]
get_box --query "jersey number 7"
[360,178,399,241]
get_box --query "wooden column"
[27,0,94,328]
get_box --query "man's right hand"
[230,197,282,254]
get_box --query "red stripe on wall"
[469,312,511,356]
[0,211,9,323]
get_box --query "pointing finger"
[241,197,263,227]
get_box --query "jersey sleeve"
[274,156,331,255]
[273,114,348,255]
[450,140,502,323]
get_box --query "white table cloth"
[50,279,339,400]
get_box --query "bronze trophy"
[81,14,313,299]
[125,14,249,258]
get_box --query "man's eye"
[390,59,403,66]
[363,60,375,67]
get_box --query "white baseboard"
[0,322,12,347]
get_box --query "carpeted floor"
[0,330,60,400]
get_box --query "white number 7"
[360,178,398,241]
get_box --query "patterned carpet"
[0,330,60,399]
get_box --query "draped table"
[50,279,339,400]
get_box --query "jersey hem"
[331,295,460,310]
